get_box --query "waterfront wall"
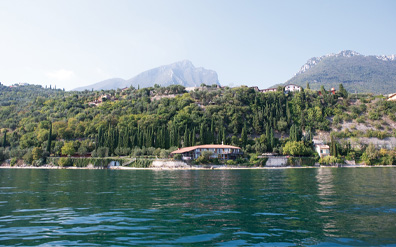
[265,156,288,167]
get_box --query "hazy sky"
[1,0,395,90]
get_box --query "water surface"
[1,168,396,246]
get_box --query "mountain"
[284,50,396,94]
[73,78,126,91]
[73,60,219,91]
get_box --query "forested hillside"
[1,83,395,166]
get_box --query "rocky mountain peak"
[73,60,219,91]
[296,50,396,75]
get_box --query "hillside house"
[171,144,243,160]
[261,88,278,93]
[315,144,330,158]
[284,84,302,93]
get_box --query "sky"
[0,0,395,90]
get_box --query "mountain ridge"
[283,50,396,94]
[73,60,219,91]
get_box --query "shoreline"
[1,164,395,170]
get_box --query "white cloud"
[46,69,75,81]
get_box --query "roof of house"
[171,144,242,154]
[315,144,330,149]
[285,84,301,88]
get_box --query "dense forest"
[0,82,395,166]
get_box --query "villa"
[171,144,243,160]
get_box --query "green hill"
[285,50,396,94]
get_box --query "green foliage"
[319,156,340,165]
[10,157,17,166]
[32,147,43,161]
[249,154,268,167]
[127,159,152,168]
[173,153,182,160]
[287,157,317,166]
[361,144,379,165]
[0,148,8,163]
[195,155,209,164]
[283,141,312,156]
[58,157,73,167]
[1,83,395,165]
[23,150,33,164]
[61,142,75,156]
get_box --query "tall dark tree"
[339,83,348,98]
[2,130,7,148]
[183,126,189,147]
[191,127,196,146]
[330,135,338,157]
[241,123,248,147]
[46,122,52,153]
[200,123,205,144]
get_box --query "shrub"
[380,155,395,166]
[160,149,170,158]
[173,153,182,160]
[58,157,72,167]
[356,117,365,123]
[195,155,209,164]
[10,157,17,166]
[61,142,75,156]
[319,156,339,165]
[23,150,33,164]
[93,147,109,158]
[249,154,268,167]
[283,141,312,156]
[32,147,43,161]
[226,160,237,166]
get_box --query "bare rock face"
[73,60,219,91]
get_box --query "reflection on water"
[0,168,396,246]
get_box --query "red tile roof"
[171,144,241,154]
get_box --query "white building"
[171,144,243,160]
[284,84,302,93]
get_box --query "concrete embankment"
[151,160,191,169]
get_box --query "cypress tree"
[2,130,6,148]
[331,136,338,157]
[165,126,170,149]
[210,119,215,144]
[222,128,226,145]
[241,123,248,147]
[270,128,275,151]
[191,127,196,146]
[286,101,291,124]
[300,111,305,129]
[339,83,348,98]
[46,122,52,153]
[177,128,181,148]
[290,124,295,142]
[200,123,205,144]
[183,126,189,147]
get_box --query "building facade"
[315,144,330,158]
[171,144,243,160]
[284,84,302,93]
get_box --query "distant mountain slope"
[73,60,219,91]
[73,78,126,91]
[284,50,396,94]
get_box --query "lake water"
[1,168,396,246]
